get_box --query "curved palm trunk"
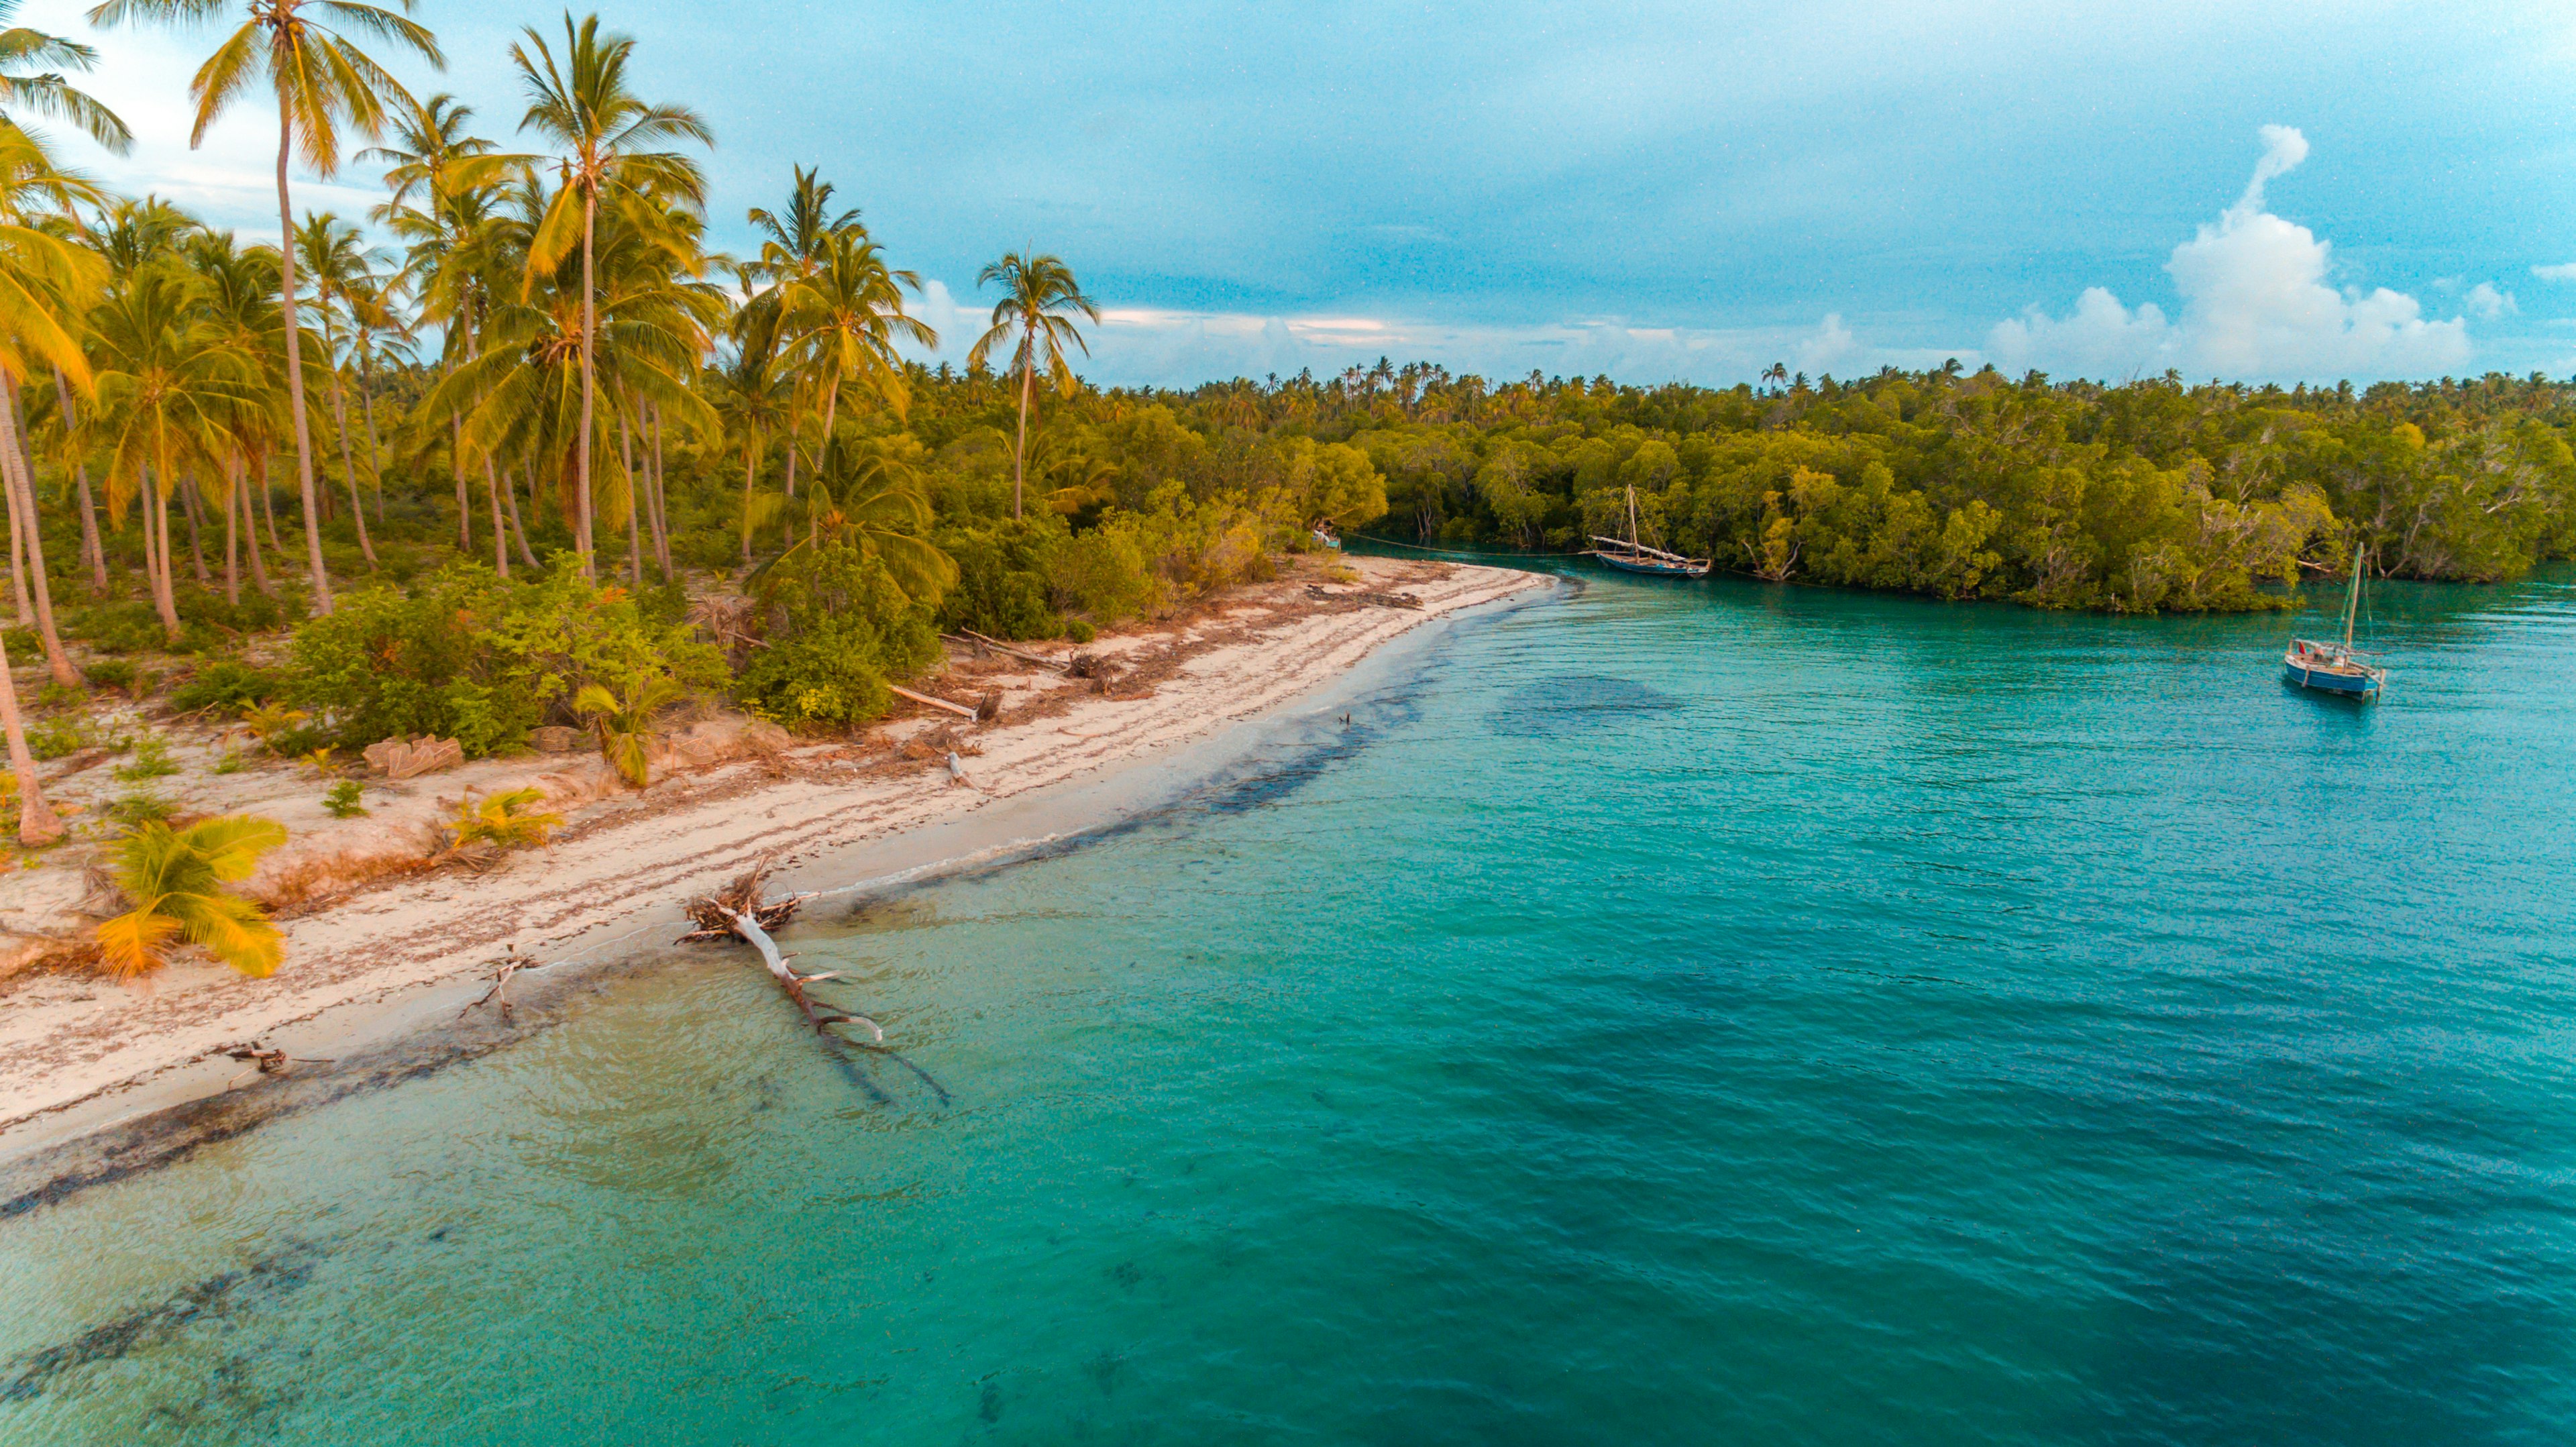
[221,468,239,607]
[52,370,105,593]
[739,446,757,562]
[486,458,507,576]
[180,473,209,584]
[574,189,598,579]
[0,628,60,844]
[648,405,671,580]
[320,312,376,568]
[275,92,333,615]
[358,339,385,524]
[5,455,31,625]
[0,378,72,685]
[238,457,274,598]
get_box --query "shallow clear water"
[6,568,2576,1445]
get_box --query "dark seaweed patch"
[1487,673,1682,737]
[0,1245,317,1401]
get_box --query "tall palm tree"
[779,226,933,480]
[0,0,131,154]
[708,316,788,562]
[88,0,443,615]
[0,127,101,688]
[293,209,378,564]
[1,624,57,842]
[967,251,1097,519]
[508,11,708,578]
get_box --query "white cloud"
[2532,262,2576,282]
[1990,125,2471,381]
[1794,313,1858,374]
[2464,282,2514,319]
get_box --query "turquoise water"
[5,568,2575,1444]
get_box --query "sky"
[21,0,2576,388]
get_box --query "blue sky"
[27,0,2576,387]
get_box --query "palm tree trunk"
[503,462,538,569]
[150,475,182,643]
[51,369,105,594]
[0,629,60,845]
[323,335,376,568]
[359,341,385,524]
[486,458,507,577]
[0,376,68,684]
[451,419,471,555]
[223,468,239,608]
[256,450,283,554]
[649,403,671,579]
[275,93,333,615]
[575,189,598,578]
[5,462,28,625]
[180,473,210,584]
[619,410,641,586]
[241,458,274,599]
[739,448,755,563]
[782,433,797,548]
[1014,353,1034,520]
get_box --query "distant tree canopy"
[1042,360,2576,614]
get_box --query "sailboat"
[1589,484,1711,578]
[2282,543,2387,698]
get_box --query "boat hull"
[2283,661,2379,696]
[1598,553,1710,578]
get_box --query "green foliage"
[736,541,936,729]
[286,564,724,757]
[321,780,368,818]
[934,515,1069,641]
[113,734,178,780]
[170,660,286,714]
[97,815,289,979]
[105,789,178,828]
[572,673,685,788]
[80,658,139,694]
[25,712,126,761]
[445,788,561,852]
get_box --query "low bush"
[170,659,286,714]
[735,541,937,730]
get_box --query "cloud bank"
[1990,126,2473,382]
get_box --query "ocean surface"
[5,564,2574,1445]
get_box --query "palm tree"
[967,251,1097,519]
[508,11,708,578]
[84,262,259,641]
[778,226,933,482]
[708,323,789,562]
[293,210,378,564]
[769,440,956,606]
[95,814,288,977]
[0,0,131,153]
[0,127,101,688]
[572,669,679,788]
[185,227,288,598]
[88,0,443,615]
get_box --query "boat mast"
[2342,538,2365,650]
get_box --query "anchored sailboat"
[2283,543,2386,698]
[1589,484,1711,578]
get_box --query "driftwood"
[946,629,1070,673]
[888,682,979,720]
[680,866,952,1104]
[1306,584,1421,610]
[1066,652,1118,681]
[676,863,810,943]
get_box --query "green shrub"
[935,518,1067,641]
[286,563,722,757]
[321,780,367,818]
[735,541,936,729]
[170,660,286,714]
[106,788,178,827]
[113,735,178,780]
[82,658,136,694]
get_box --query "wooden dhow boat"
[1589,484,1711,578]
[2284,543,2386,698]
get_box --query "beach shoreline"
[0,555,1553,1181]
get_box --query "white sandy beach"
[0,555,1548,1163]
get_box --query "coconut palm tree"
[967,251,1097,519]
[708,321,790,562]
[293,209,378,564]
[87,0,444,615]
[778,226,933,480]
[83,262,260,642]
[0,0,131,154]
[507,11,708,578]
[0,127,101,688]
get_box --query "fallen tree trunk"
[889,682,980,720]
[947,629,1070,672]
